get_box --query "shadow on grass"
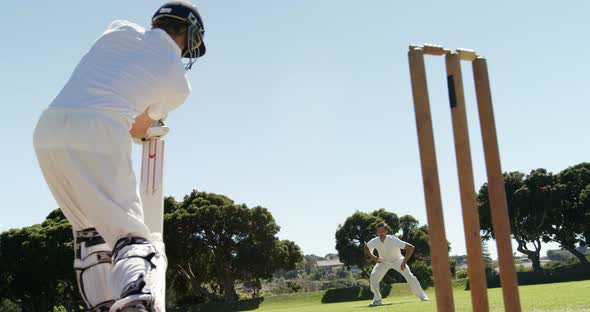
[321,285,391,304]
[169,297,263,312]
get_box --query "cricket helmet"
[153,1,206,68]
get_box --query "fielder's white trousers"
[369,258,427,301]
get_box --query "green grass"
[174,280,590,312]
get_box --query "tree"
[478,165,590,269]
[164,190,303,302]
[399,215,419,242]
[401,223,431,263]
[478,171,549,271]
[0,210,80,311]
[580,184,590,244]
[452,255,468,267]
[164,195,178,214]
[1,191,302,307]
[546,163,590,264]
[335,211,383,275]
[335,209,434,285]
[274,240,304,273]
[371,209,400,233]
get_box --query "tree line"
[0,190,303,311]
[1,162,588,310]
[332,162,590,285]
[478,162,590,271]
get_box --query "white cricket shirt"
[367,235,407,262]
[49,20,190,128]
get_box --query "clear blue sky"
[2,1,589,259]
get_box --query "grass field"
[175,280,590,312]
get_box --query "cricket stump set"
[408,44,521,312]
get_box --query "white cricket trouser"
[369,258,427,301]
[33,108,154,305]
[33,108,151,246]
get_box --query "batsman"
[32,2,206,311]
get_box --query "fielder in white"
[364,222,429,306]
[32,2,206,311]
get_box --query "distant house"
[317,255,361,274]
[316,258,344,273]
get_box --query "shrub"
[320,277,356,290]
[456,269,469,279]
[321,285,392,303]
[286,280,302,293]
[547,250,575,261]
[466,263,590,289]
[515,264,533,272]
[410,261,433,288]
[0,299,21,312]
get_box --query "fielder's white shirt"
[49,20,190,128]
[367,235,407,262]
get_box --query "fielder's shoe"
[421,296,430,301]
[369,299,383,307]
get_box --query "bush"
[449,257,457,278]
[336,269,352,279]
[286,280,302,293]
[312,271,323,281]
[456,269,469,279]
[320,277,356,290]
[298,280,323,292]
[543,261,564,269]
[321,285,391,303]
[466,263,590,289]
[0,299,21,312]
[354,278,370,288]
[547,250,575,261]
[452,278,468,289]
[410,261,433,289]
[515,264,533,272]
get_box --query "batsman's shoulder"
[106,19,145,34]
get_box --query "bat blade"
[140,139,165,235]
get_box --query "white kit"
[366,235,428,302]
[33,18,190,312]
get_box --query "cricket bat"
[139,121,168,311]
[140,121,168,234]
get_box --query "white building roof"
[317,259,344,267]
